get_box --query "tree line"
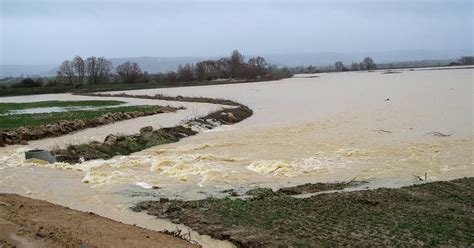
[57,56,113,86]
[335,57,377,72]
[348,57,377,71]
[8,54,471,89]
[149,50,273,84]
[54,50,281,86]
[287,57,377,74]
[289,55,474,74]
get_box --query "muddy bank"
[0,106,178,147]
[133,178,474,247]
[0,194,198,248]
[52,104,252,163]
[78,92,246,107]
[244,180,365,197]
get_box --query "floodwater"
[0,103,133,115]
[0,94,223,149]
[0,67,473,247]
[105,67,473,193]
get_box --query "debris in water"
[372,129,392,134]
[161,228,198,245]
[25,149,56,163]
[135,182,154,189]
[424,132,451,137]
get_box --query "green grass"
[0,100,125,114]
[0,76,285,97]
[135,178,474,247]
[0,105,163,129]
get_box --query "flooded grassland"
[0,67,472,247]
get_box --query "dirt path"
[0,194,198,248]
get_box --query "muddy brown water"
[0,67,472,247]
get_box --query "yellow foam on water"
[246,156,349,177]
[2,136,471,189]
[82,170,128,185]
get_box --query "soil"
[0,194,198,248]
[0,106,178,147]
[51,99,252,163]
[275,181,365,195]
[52,125,197,163]
[78,92,246,107]
[133,177,474,247]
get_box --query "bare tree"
[167,71,177,83]
[361,57,377,70]
[57,60,76,85]
[195,62,208,81]
[85,56,113,84]
[177,64,194,81]
[143,71,149,82]
[217,58,231,78]
[350,62,360,71]
[306,65,316,73]
[229,50,245,78]
[167,51,275,83]
[335,61,346,72]
[72,56,85,85]
[195,60,227,80]
[459,56,474,65]
[116,61,143,83]
[248,56,267,71]
[247,56,268,78]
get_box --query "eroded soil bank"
[0,194,198,248]
[78,92,246,107]
[51,95,252,163]
[0,106,178,147]
[133,177,474,247]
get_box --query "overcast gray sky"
[1,0,472,65]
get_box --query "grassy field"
[0,100,125,114]
[0,104,164,129]
[0,83,187,97]
[134,178,474,247]
[0,77,283,97]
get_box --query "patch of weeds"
[134,178,474,247]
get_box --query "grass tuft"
[0,100,125,114]
[0,104,163,130]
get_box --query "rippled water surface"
[1,67,472,247]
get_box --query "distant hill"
[1,49,470,78]
[0,64,57,78]
[263,50,470,67]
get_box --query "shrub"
[12,78,42,88]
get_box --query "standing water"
[0,67,473,247]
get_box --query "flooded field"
[107,68,473,193]
[0,67,472,247]
[0,104,131,116]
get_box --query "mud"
[275,180,366,195]
[78,92,245,107]
[133,178,474,247]
[0,106,177,147]
[0,193,199,248]
[51,104,252,163]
